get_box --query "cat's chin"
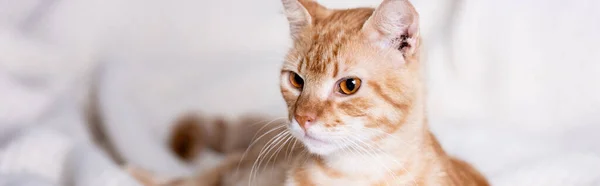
[299,136,343,156]
[303,142,338,156]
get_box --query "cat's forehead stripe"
[298,8,374,76]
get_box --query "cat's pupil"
[294,74,304,85]
[345,79,356,90]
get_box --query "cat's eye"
[289,72,304,89]
[338,77,362,95]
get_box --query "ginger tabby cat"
[126,0,489,185]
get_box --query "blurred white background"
[1,0,600,185]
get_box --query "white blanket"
[1,0,599,185]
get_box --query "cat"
[127,0,489,185]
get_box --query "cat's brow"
[299,8,373,77]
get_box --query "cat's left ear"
[362,0,419,56]
[282,0,330,40]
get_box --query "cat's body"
[283,131,487,186]
[275,1,487,185]
[127,0,488,185]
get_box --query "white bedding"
[1,0,599,185]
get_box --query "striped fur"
[127,0,488,185]
[278,0,489,185]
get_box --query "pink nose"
[295,113,316,131]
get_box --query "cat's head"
[279,0,421,155]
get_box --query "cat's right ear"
[281,0,329,39]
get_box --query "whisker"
[249,117,287,127]
[268,133,293,174]
[249,130,288,185]
[238,125,286,174]
[253,131,288,183]
[255,130,292,185]
[248,117,287,142]
[285,137,299,162]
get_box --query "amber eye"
[338,77,362,95]
[289,72,304,89]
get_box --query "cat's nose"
[295,113,316,131]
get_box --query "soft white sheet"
[1,0,599,185]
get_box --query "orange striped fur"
[127,0,488,185]
[278,0,488,185]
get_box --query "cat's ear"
[281,0,330,39]
[362,0,419,56]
